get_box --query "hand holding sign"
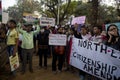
[9,52,19,71]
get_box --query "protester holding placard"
[70,37,120,80]
[90,25,103,80]
[80,25,91,41]
[52,27,66,74]
[70,23,84,80]
[106,24,120,51]
[73,23,82,39]
[6,20,19,76]
[79,25,91,80]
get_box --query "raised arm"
[18,25,26,34]
[33,25,40,34]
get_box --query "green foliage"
[6,0,42,22]
[41,0,71,24]
[74,2,118,25]
[5,0,118,25]
[43,0,79,24]
[63,1,78,17]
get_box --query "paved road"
[11,55,80,80]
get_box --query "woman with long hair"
[106,24,120,51]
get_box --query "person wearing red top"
[52,27,66,74]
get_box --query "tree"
[91,0,100,26]
[17,0,42,13]
[40,0,71,25]
[115,0,120,21]
[7,6,21,21]
[74,1,117,25]
[74,1,91,24]
[7,0,42,22]
[104,6,118,23]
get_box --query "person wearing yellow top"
[7,20,19,57]
[6,19,19,76]
[7,28,18,45]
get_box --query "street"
[0,55,79,80]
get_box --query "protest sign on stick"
[71,16,86,25]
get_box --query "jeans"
[7,45,16,75]
[7,45,15,56]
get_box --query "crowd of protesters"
[0,19,120,80]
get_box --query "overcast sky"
[1,0,116,9]
[2,0,16,9]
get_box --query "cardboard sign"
[49,34,67,46]
[40,17,55,26]
[2,12,9,23]
[71,16,86,25]
[9,53,19,71]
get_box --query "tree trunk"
[91,0,99,26]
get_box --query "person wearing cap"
[18,23,40,74]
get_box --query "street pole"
[57,0,60,25]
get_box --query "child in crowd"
[7,20,19,76]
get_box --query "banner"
[71,16,86,25]
[9,53,19,71]
[70,38,120,80]
[40,17,55,26]
[49,34,67,46]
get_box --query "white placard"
[71,16,86,25]
[49,34,67,46]
[40,17,55,26]
[2,12,9,23]
[9,53,19,71]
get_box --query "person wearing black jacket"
[37,28,49,69]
